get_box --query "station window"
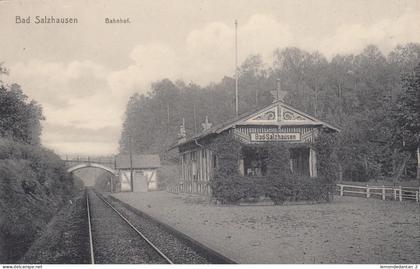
[290,147,310,176]
[242,147,267,177]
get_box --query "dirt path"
[113,191,420,264]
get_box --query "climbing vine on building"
[209,132,333,204]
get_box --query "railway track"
[85,188,235,264]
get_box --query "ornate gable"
[245,106,278,123]
[280,107,311,121]
[242,103,315,125]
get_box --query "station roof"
[116,154,160,169]
[171,100,340,150]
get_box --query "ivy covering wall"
[209,132,337,204]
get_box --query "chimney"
[201,116,212,131]
[271,78,287,102]
[178,118,187,144]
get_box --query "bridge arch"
[67,163,117,176]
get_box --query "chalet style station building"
[170,100,340,196]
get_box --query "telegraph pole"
[193,103,197,134]
[129,135,134,192]
[166,104,170,133]
[235,19,239,117]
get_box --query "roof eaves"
[171,100,340,149]
[279,101,341,132]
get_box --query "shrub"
[209,133,335,204]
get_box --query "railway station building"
[169,100,339,196]
[116,154,161,192]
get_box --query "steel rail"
[91,190,174,264]
[86,191,95,264]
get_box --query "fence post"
[340,185,344,196]
[366,185,370,198]
[382,185,385,200]
[416,191,419,203]
[399,186,403,202]
[393,189,397,200]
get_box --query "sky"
[0,0,419,156]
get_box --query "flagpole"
[235,19,239,117]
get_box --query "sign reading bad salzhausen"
[250,132,301,142]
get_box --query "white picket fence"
[337,184,420,202]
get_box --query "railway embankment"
[19,191,90,263]
[0,138,82,263]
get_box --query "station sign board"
[250,132,301,142]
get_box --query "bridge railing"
[62,155,117,168]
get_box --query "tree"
[118,43,420,183]
[0,82,44,145]
[394,63,420,181]
[238,54,273,112]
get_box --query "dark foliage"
[120,43,420,182]
[394,63,420,150]
[0,83,44,145]
[0,138,76,262]
[0,64,79,262]
[208,134,332,204]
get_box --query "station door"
[133,171,148,192]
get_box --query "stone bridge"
[62,154,161,193]
[63,156,118,176]
[62,156,119,192]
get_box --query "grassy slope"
[0,138,79,263]
[20,191,90,264]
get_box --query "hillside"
[0,138,81,262]
[0,66,82,263]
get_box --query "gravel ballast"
[103,194,233,264]
[88,189,168,264]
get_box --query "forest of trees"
[119,43,420,182]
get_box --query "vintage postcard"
[0,0,419,266]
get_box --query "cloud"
[41,122,120,155]
[8,60,110,108]
[6,60,123,129]
[108,43,180,98]
[22,13,293,155]
[5,10,419,156]
[6,59,125,155]
[108,14,293,91]
[42,123,120,144]
[317,9,420,57]
[45,141,118,156]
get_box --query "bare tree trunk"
[364,155,368,178]
[338,163,343,182]
[395,153,411,183]
[417,145,420,183]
